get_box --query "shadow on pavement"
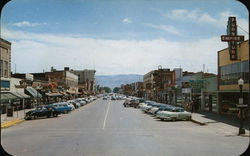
[196,111,250,130]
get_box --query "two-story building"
[218,40,249,115]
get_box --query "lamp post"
[238,78,245,135]
[175,85,178,106]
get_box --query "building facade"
[71,69,96,94]
[0,38,11,91]
[143,71,154,100]
[217,40,249,115]
[143,68,175,103]
[45,67,78,97]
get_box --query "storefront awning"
[0,92,19,102]
[66,91,79,94]
[82,91,88,94]
[45,92,63,97]
[11,91,30,99]
[25,87,42,98]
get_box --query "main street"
[1,98,249,156]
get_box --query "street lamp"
[238,78,245,135]
[175,85,178,105]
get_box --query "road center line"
[102,100,111,129]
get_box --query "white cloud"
[12,21,47,27]
[122,18,132,24]
[2,29,228,75]
[167,9,218,24]
[166,9,249,38]
[145,23,181,35]
[169,9,189,18]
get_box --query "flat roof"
[217,39,249,53]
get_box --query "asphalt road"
[1,98,249,156]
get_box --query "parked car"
[156,107,192,121]
[123,99,131,107]
[148,103,166,114]
[138,100,153,109]
[66,102,75,111]
[24,105,61,120]
[111,96,116,100]
[103,97,108,100]
[129,99,138,108]
[67,100,80,109]
[75,99,86,106]
[140,101,156,112]
[49,102,73,114]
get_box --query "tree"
[102,87,111,93]
[113,87,121,93]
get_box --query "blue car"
[49,102,72,114]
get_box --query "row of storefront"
[0,87,89,115]
[121,39,249,117]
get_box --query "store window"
[4,61,8,78]
[219,60,249,85]
[0,60,3,77]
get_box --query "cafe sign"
[221,17,244,60]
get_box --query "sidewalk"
[191,111,250,136]
[1,108,33,128]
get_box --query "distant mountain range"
[96,74,143,89]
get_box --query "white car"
[67,100,81,109]
[140,101,156,112]
[138,102,147,109]
[148,106,160,114]
[156,107,192,121]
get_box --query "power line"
[237,25,249,35]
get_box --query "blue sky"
[1,0,249,75]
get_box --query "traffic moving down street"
[1,95,248,156]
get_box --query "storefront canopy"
[45,92,63,97]
[0,92,19,102]
[66,91,79,94]
[25,87,42,98]
[11,91,30,99]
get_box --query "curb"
[1,119,25,129]
[191,118,207,126]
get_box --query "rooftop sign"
[221,17,244,60]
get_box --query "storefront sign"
[221,17,244,60]
[182,88,191,94]
[236,104,248,108]
[189,80,205,89]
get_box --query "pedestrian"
[190,100,194,113]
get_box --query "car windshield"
[1,1,248,156]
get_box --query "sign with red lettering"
[221,17,244,60]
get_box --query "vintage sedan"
[140,101,156,112]
[49,102,73,113]
[123,99,132,107]
[156,107,192,121]
[24,105,61,120]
